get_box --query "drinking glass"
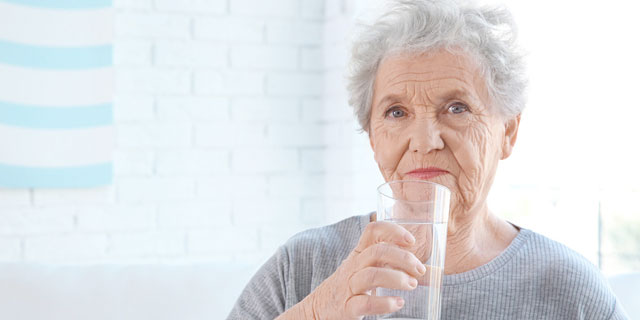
[376,180,450,320]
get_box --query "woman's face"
[369,49,520,218]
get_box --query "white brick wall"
[0,189,30,206]
[115,13,190,38]
[267,22,323,45]
[193,70,264,95]
[154,0,227,14]
[230,98,299,123]
[0,0,382,265]
[0,208,74,235]
[113,40,153,66]
[230,0,299,17]
[155,41,228,67]
[0,0,623,276]
[116,123,192,147]
[116,68,191,94]
[75,205,156,232]
[108,230,186,257]
[24,234,109,261]
[3,0,610,274]
[155,96,230,122]
[157,201,232,229]
[113,95,154,121]
[193,17,264,42]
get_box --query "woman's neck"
[443,203,518,275]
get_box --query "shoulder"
[519,229,619,318]
[521,230,601,277]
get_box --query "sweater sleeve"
[226,245,290,320]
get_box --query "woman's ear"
[501,114,521,160]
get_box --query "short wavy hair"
[347,0,527,132]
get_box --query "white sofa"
[0,263,258,320]
[608,272,640,318]
[0,263,637,320]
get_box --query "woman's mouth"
[405,167,449,179]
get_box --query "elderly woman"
[227,0,628,319]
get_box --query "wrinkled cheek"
[454,137,494,212]
[441,131,485,213]
[457,166,482,211]
[435,174,466,222]
[372,130,408,181]
[449,189,467,215]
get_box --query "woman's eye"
[448,103,469,114]
[386,107,405,118]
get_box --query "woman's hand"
[277,221,427,320]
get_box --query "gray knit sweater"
[227,214,629,319]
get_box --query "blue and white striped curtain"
[0,0,114,188]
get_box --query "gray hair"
[347,0,527,132]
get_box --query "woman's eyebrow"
[438,88,473,102]
[375,94,404,111]
[374,87,479,114]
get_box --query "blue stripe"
[0,101,113,129]
[0,40,112,69]
[0,162,112,188]
[0,0,111,9]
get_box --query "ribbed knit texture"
[227,214,629,319]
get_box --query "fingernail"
[396,297,404,307]
[417,263,427,275]
[409,278,418,288]
[404,232,415,244]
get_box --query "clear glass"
[376,180,450,320]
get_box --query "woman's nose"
[408,120,445,154]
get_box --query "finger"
[358,243,427,278]
[345,294,404,317]
[349,266,417,294]
[354,221,415,254]
[416,265,439,286]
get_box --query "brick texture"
[0,0,379,265]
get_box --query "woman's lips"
[405,167,449,179]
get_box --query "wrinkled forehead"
[372,49,492,109]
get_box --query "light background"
[0,0,638,276]
[0,0,114,189]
